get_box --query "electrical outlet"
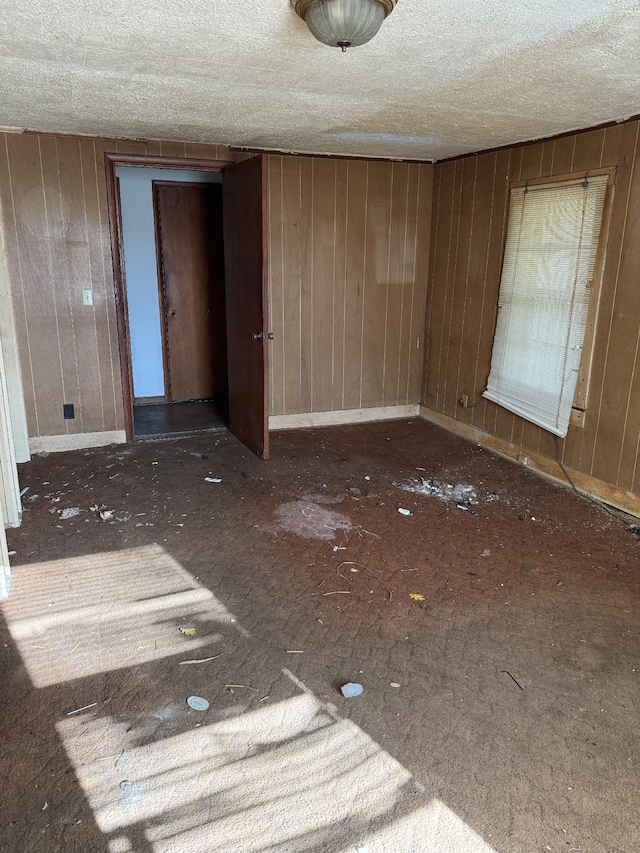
[63,403,75,420]
[517,452,530,466]
[459,395,469,408]
[82,289,93,306]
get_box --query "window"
[484,171,612,437]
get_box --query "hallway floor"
[133,399,228,439]
[1,419,639,853]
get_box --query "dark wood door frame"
[104,153,232,441]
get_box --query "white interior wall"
[116,167,221,400]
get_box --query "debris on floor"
[58,507,80,520]
[400,478,478,505]
[186,696,209,710]
[340,682,364,698]
[267,499,352,541]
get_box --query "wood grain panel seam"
[441,161,464,412]
[471,152,497,430]
[436,162,457,410]
[599,129,606,168]
[489,149,512,437]
[341,161,349,411]
[400,165,413,405]
[40,136,69,433]
[280,157,286,413]
[381,163,394,405]
[54,137,83,430]
[331,160,338,410]
[631,389,640,493]
[358,163,370,409]
[310,159,315,411]
[422,165,441,405]
[405,165,422,404]
[3,135,39,435]
[93,140,119,428]
[619,326,640,488]
[298,159,303,409]
[588,121,639,478]
[509,147,525,445]
[455,156,478,408]
[79,140,106,430]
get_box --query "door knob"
[252,332,274,341]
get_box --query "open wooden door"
[222,155,269,459]
[154,181,227,403]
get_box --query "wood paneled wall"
[0,134,233,438]
[423,120,640,496]
[267,155,433,416]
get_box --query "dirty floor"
[1,419,639,853]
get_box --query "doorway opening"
[116,167,227,440]
[105,153,270,458]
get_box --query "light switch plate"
[82,289,93,306]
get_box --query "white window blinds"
[484,174,608,438]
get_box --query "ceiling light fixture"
[292,0,397,52]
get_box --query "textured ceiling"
[0,0,639,160]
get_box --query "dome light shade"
[292,0,397,51]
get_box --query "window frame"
[496,166,616,430]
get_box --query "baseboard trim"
[419,406,640,518]
[29,430,127,454]
[270,405,420,431]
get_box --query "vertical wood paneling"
[361,161,391,408]
[383,162,409,406]
[158,141,187,159]
[332,160,349,410]
[280,157,303,414]
[299,158,313,412]
[6,134,66,436]
[443,156,476,416]
[0,139,38,435]
[472,150,512,434]
[0,132,229,439]
[267,156,284,416]
[57,136,105,433]
[398,164,421,404]
[424,160,456,409]
[342,160,368,410]
[311,159,336,412]
[424,118,640,498]
[93,138,125,431]
[407,164,432,403]
[590,123,640,486]
[80,138,119,432]
[457,151,495,429]
[581,122,638,476]
[267,155,432,417]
